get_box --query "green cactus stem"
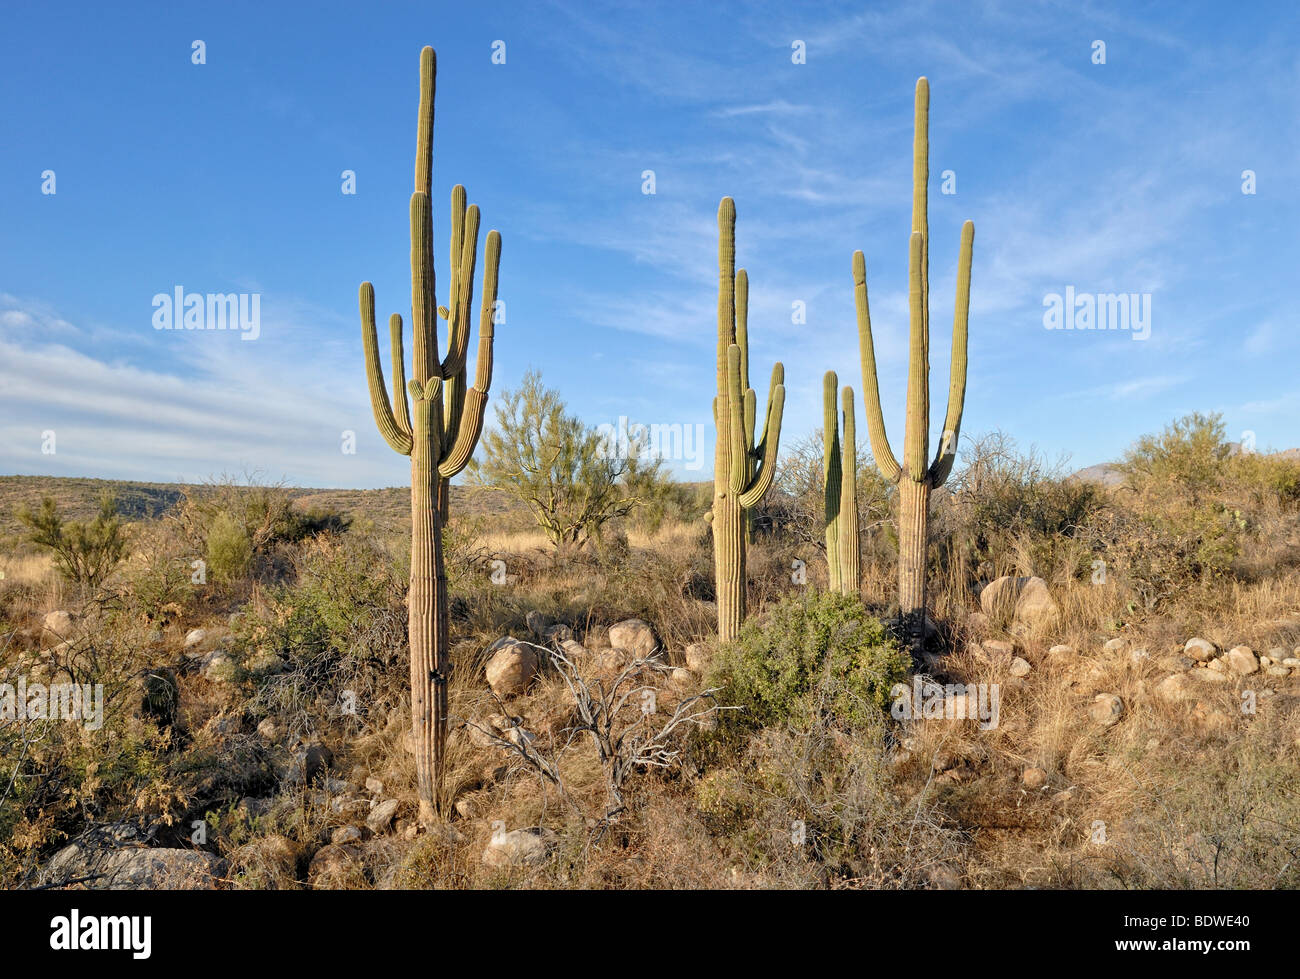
[713,197,785,642]
[358,46,501,823]
[853,77,974,653]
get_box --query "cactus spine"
[713,197,785,642]
[854,77,974,652]
[823,372,859,594]
[358,46,501,823]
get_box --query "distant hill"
[1069,445,1300,488]
[0,475,531,543]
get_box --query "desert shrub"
[470,370,667,553]
[237,536,407,731]
[206,511,253,585]
[939,432,1104,585]
[1121,411,1229,505]
[17,494,128,591]
[706,590,907,735]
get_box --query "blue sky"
[1,0,1297,488]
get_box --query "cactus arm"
[726,344,747,495]
[360,282,414,456]
[738,362,784,508]
[853,251,902,483]
[442,188,476,378]
[823,370,841,591]
[410,192,438,383]
[743,388,756,457]
[929,220,974,488]
[388,313,412,436]
[902,231,929,481]
[734,268,750,392]
[438,228,498,479]
[840,385,860,592]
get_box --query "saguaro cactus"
[358,46,501,823]
[712,197,785,642]
[854,77,974,652]
[823,372,859,594]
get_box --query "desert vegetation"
[3,407,1299,889]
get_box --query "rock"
[256,718,280,742]
[331,825,367,845]
[1190,667,1230,684]
[1022,766,1048,789]
[1155,673,1195,702]
[364,777,384,795]
[981,639,1015,663]
[1268,647,1287,663]
[42,610,75,639]
[1207,657,1228,673]
[228,834,300,884]
[543,623,573,645]
[184,628,208,649]
[307,843,364,886]
[684,643,708,673]
[200,650,234,681]
[1267,665,1291,678]
[1009,657,1032,678]
[1285,659,1300,669]
[525,610,549,637]
[482,827,557,869]
[979,576,1057,628]
[41,841,227,890]
[1184,638,1217,662]
[670,667,694,687]
[1130,647,1149,664]
[607,619,661,661]
[1226,646,1259,675]
[484,638,540,698]
[1089,693,1124,727]
[1102,637,1126,654]
[281,742,333,786]
[454,797,478,820]
[926,863,963,889]
[366,799,400,834]
[202,712,241,737]
[1161,655,1195,673]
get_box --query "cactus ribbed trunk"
[852,77,974,655]
[408,416,445,824]
[712,197,785,642]
[897,476,929,649]
[358,46,500,822]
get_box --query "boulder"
[1009,657,1032,678]
[227,834,301,885]
[684,643,708,673]
[1184,638,1217,662]
[184,628,208,649]
[1102,637,1127,654]
[42,610,75,639]
[484,638,540,698]
[1022,766,1048,789]
[42,841,226,890]
[607,619,661,661]
[482,827,556,869]
[366,799,400,834]
[979,576,1057,628]
[1089,693,1124,727]
[1226,646,1259,676]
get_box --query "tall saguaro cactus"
[358,46,502,823]
[823,372,859,594]
[713,197,785,642]
[854,77,974,653]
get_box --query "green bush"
[206,510,253,585]
[17,493,128,590]
[706,590,908,734]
